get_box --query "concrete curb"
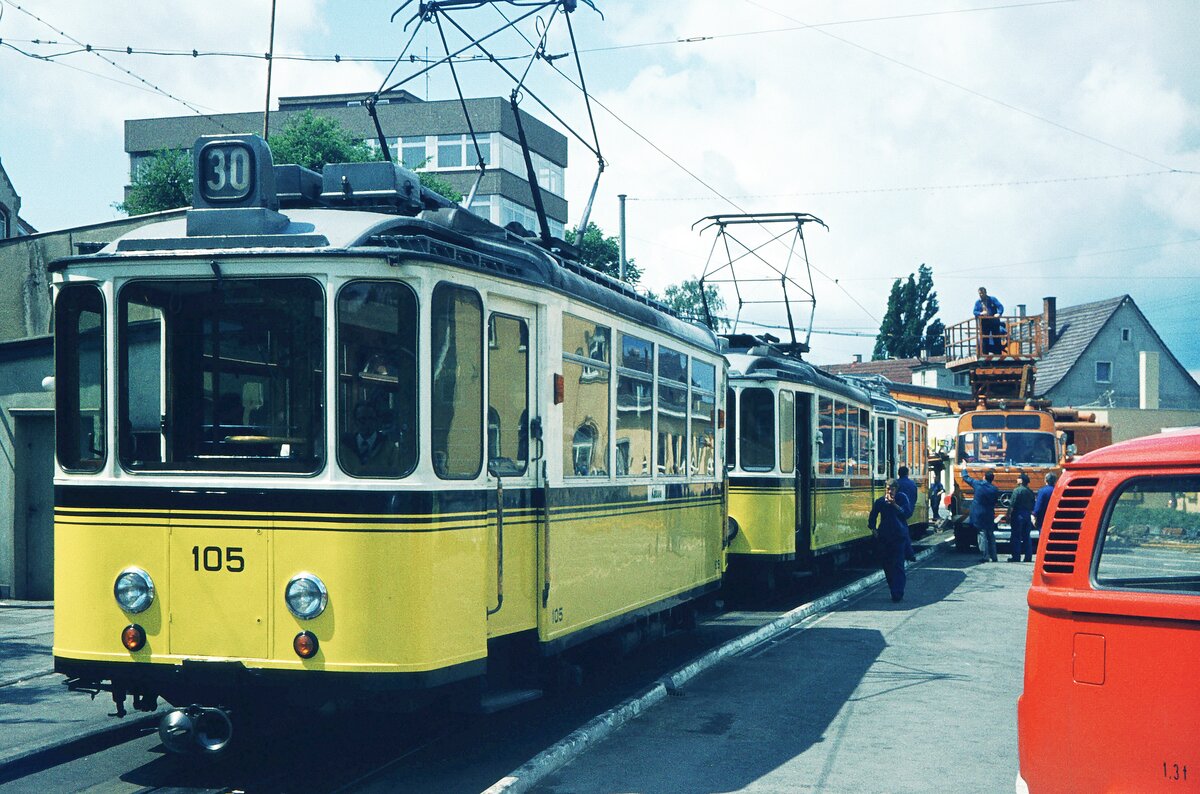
[0,601,54,610]
[0,713,159,773]
[0,668,55,689]
[483,541,946,794]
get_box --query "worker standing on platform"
[1008,473,1035,563]
[973,287,1005,354]
[869,479,913,603]
[962,464,1000,562]
[897,466,919,561]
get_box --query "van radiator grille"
[1041,477,1098,574]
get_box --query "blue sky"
[1,1,1198,381]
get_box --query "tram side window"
[562,314,610,477]
[488,314,529,477]
[658,346,688,476]
[118,278,324,473]
[779,390,794,475]
[875,417,887,478]
[1096,476,1200,593]
[691,360,717,478]
[337,281,418,478]
[818,396,834,475]
[431,284,483,479]
[834,401,848,475]
[56,285,106,472]
[740,387,774,472]
[725,388,737,471]
[898,422,908,473]
[846,405,859,475]
[615,333,653,477]
[858,408,871,474]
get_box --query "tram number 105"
[191,545,245,573]
[199,141,255,203]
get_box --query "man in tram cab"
[973,286,1005,354]
[341,400,401,476]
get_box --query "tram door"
[879,417,897,479]
[485,300,538,629]
[794,393,813,556]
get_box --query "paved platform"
[530,552,1032,794]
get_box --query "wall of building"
[1046,302,1200,410]
[0,212,182,344]
[0,391,54,599]
[1089,408,1200,444]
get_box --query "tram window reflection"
[431,284,483,479]
[818,396,834,475]
[778,390,794,475]
[615,333,653,478]
[487,314,529,477]
[56,285,106,472]
[562,313,610,478]
[658,347,688,477]
[337,281,418,478]
[117,278,323,473]
[690,360,717,478]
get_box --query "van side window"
[1095,476,1200,593]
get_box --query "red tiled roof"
[819,356,948,384]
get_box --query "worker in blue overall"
[896,465,919,561]
[1008,472,1035,562]
[869,479,913,602]
[962,464,1000,562]
[973,287,1005,354]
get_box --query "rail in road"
[0,535,1031,793]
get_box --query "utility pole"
[618,193,627,283]
[262,0,278,139]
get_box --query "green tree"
[417,172,462,204]
[565,222,642,285]
[116,149,192,216]
[871,263,944,359]
[267,110,374,172]
[658,278,728,332]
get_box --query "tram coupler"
[158,705,234,755]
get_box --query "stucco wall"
[0,212,181,343]
[1089,408,1200,443]
[1046,302,1200,410]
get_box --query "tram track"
[0,543,945,793]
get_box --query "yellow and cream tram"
[52,135,725,746]
[723,343,930,582]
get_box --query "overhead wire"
[0,0,238,133]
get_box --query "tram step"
[477,688,544,714]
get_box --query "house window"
[953,372,969,388]
[1121,328,1132,343]
[1096,361,1113,383]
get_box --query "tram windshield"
[957,431,1056,467]
[117,278,324,472]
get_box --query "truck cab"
[1017,428,1200,792]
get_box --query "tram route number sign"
[198,140,256,203]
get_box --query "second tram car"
[723,339,927,581]
[52,135,726,746]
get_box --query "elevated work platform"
[944,313,1048,404]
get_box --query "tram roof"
[51,207,720,354]
[725,349,871,405]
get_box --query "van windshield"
[958,431,1056,466]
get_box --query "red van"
[1017,428,1200,793]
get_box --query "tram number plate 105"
[191,545,245,573]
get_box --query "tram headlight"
[113,567,155,614]
[284,573,328,620]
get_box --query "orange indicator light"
[121,624,146,652]
[293,631,319,659]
